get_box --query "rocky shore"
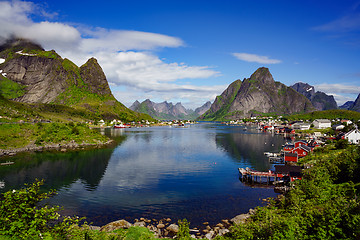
[92,210,256,239]
[0,139,115,157]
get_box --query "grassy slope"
[200,80,242,121]
[0,122,109,150]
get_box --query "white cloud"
[328,93,356,106]
[313,12,360,33]
[232,52,281,64]
[80,28,184,53]
[315,83,360,94]
[95,51,219,87]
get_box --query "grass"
[0,76,26,99]
[0,122,109,150]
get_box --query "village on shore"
[226,116,360,191]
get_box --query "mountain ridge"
[290,82,337,111]
[130,99,211,120]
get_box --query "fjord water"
[0,123,285,226]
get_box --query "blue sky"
[1,0,360,109]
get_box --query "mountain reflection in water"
[0,123,285,227]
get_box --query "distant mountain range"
[129,99,211,120]
[290,82,337,111]
[0,38,152,122]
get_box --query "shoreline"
[0,139,115,158]
[87,209,256,239]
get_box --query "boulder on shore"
[230,213,251,225]
[100,219,132,232]
[166,223,179,233]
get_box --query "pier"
[238,167,278,184]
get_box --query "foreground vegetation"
[0,179,193,239]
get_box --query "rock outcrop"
[200,67,315,120]
[291,82,337,111]
[0,38,152,121]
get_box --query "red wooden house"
[291,145,312,158]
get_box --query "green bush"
[177,219,191,240]
[0,179,83,239]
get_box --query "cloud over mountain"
[232,53,281,64]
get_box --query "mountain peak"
[80,57,112,96]
[0,38,44,54]
[249,67,274,84]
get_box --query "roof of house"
[313,119,331,123]
[298,145,312,152]
[345,128,360,137]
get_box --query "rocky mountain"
[200,67,315,120]
[291,82,337,111]
[130,99,210,120]
[339,101,355,110]
[350,94,360,112]
[0,38,152,121]
[194,101,211,115]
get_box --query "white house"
[312,119,331,129]
[344,128,360,144]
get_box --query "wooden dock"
[238,167,279,184]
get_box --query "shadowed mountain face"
[350,94,360,112]
[339,101,355,110]
[200,67,314,120]
[290,82,337,111]
[0,38,152,121]
[130,99,211,120]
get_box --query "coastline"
[0,139,115,158]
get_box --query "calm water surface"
[0,123,286,227]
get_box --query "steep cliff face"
[200,67,315,120]
[291,82,337,110]
[1,54,70,103]
[350,94,360,112]
[79,58,112,96]
[0,39,152,121]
